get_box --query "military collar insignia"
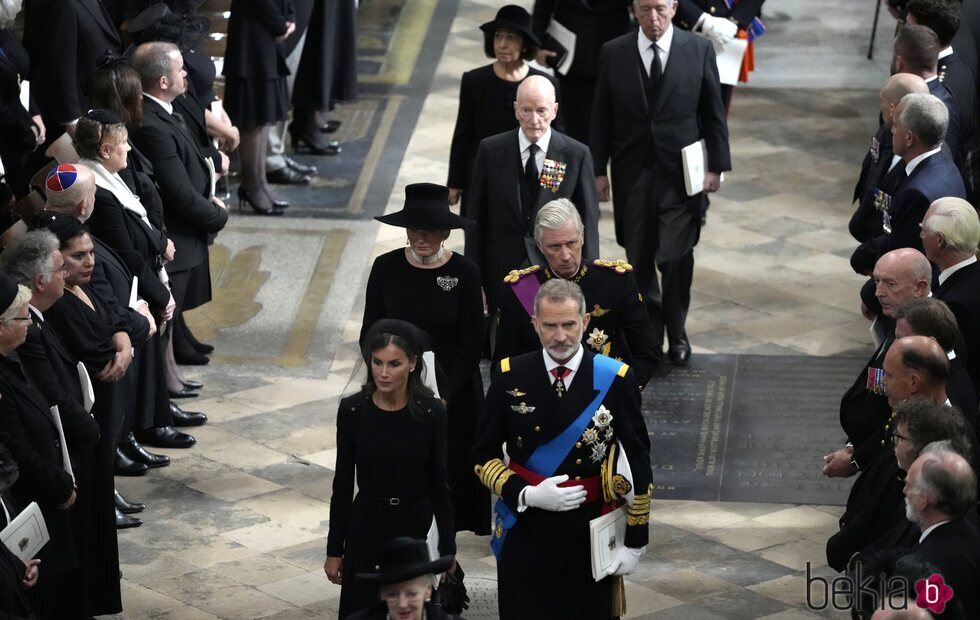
[544,264,587,283]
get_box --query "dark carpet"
[644,354,865,506]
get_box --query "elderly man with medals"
[471,278,652,619]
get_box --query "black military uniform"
[471,348,652,620]
[494,259,660,386]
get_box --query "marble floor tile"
[189,471,284,502]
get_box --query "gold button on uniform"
[575,476,581,480]
[576,442,582,448]
[709,6,716,13]
[576,459,582,465]
[534,426,541,432]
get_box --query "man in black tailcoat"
[591,0,729,367]
[466,75,598,309]
[472,279,652,620]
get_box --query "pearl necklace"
[409,247,443,265]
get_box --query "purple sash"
[510,275,541,317]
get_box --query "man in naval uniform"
[494,199,660,386]
[472,278,652,620]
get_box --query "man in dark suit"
[850,93,966,275]
[922,196,980,393]
[531,0,632,143]
[472,279,651,620]
[825,248,933,481]
[902,445,980,618]
[22,0,121,145]
[130,42,229,365]
[826,336,954,572]
[907,0,978,196]
[892,24,963,159]
[591,0,730,366]
[850,74,929,244]
[494,199,660,387]
[466,75,598,308]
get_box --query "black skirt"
[224,76,290,129]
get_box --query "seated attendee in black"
[0,443,40,619]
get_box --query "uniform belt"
[357,492,425,506]
[509,461,601,504]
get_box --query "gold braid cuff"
[474,458,514,496]
[627,483,653,526]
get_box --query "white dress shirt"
[638,24,673,77]
[938,255,978,286]
[542,345,584,391]
[519,128,551,171]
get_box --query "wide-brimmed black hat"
[354,537,454,585]
[374,183,472,230]
[479,5,540,47]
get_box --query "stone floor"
[104,0,899,618]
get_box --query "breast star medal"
[581,406,614,463]
[587,328,608,351]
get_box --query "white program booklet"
[682,139,725,196]
[49,406,73,481]
[425,516,441,588]
[546,19,577,76]
[76,361,95,413]
[421,351,440,399]
[590,505,627,581]
[713,36,748,86]
[1,502,49,564]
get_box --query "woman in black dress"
[325,319,456,618]
[361,184,490,536]
[223,0,295,215]
[447,5,558,212]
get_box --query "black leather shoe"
[266,166,311,185]
[175,349,209,365]
[320,119,341,133]
[135,426,196,449]
[284,156,317,175]
[116,508,143,529]
[114,448,148,476]
[290,130,342,155]
[182,379,204,390]
[169,386,199,399]
[171,402,207,427]
[668,339,691,367]
[115,491,145,514]
[120,432,171,468]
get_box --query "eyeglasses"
[890,431,910,443]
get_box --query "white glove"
[522,475,586,512]
[700,15,738,46]
[607,546,644,577]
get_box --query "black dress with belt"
[223,0,294,128]
[448,64,559,218]
[326,393,455,618]
[360,250,490,535]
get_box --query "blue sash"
[491,354,623,558]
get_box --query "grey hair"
[923,197,980,254]
[533,278,586,317]
[131,41,180,91]
[0,230,60,287]
[534,199,584,244]
[916,442,977,518]
[897,93,949,148]
[0,286,32,323]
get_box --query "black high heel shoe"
[237,187,284,216]
[289,129,341,156]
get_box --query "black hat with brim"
[479,5,541,48]
[374,183,472,230]
[354,537,454,585]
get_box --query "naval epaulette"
[500,358,511,373]
[503,265,541,284]
[593,258,633,273]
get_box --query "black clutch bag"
[540,32,569,71]
[434,562,470,614]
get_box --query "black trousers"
[623,167,702,346]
